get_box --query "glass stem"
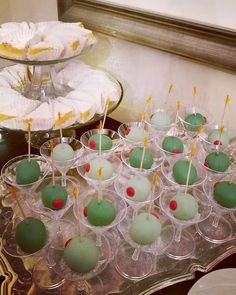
[61,174,67,187]
[96,234,102,247]
[77,280,90,295]
[212,213,220,228]
[132,248,140,261]
[174,225,182,243]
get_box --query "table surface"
[0,117,235,295]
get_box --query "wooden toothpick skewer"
[193,85,197,115]
[97,167,103,202]
[98,120,102,158]
[185,145,196,195]
[23,118,32,162]
[50,140,55,185]
[216,125,225,153]
[58,112,63,142]
[219,95,230,127]
[174,99,181,135]
[102,97,111,129]
[164,84,173,105]
[72,185,84,240]
[9,188,26,219]
[139,136,148,171]
[148,174,158,216]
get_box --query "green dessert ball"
[214,181,236,208]
[41,183,68,210]
[16,159,40,185]
[88,134,112,150]
[184,113,205,131]
[85,158,113,180]
[52,143,74,163]
[208,130,230,146]
[150,111,171,130]
[172,160,197,185]
[205,151,230,172]
[162,136,184,154]
[85,199,116,226]
[125,176,152,201]
[64,236,99,273]
[169,193,198,220]
[125,126,147,143]
[129,147,154,169]
[129,212,161,245]
[15,218,47,253]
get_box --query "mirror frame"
[58,0,236,71]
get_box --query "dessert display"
[129,147,154,169]
[169,193,198,220]
[15,217,47,253]
[16,158,40,185]
[129,212,162,245]
[1,20,236,292]
[63,235,99,273]
[41,183,68,210]
[172,160,197,185]
[125,175,152,201]
[84,199,116,226]
[204,151,230,172]
[85,158,113,180]
[162,136,184,154]
[213,181,236,208]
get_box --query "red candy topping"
[173,149,180,154]
[214,140,222,146]
[52,199,64,209]
[169,200,177,210]
[89,140,96,149]
[204,162,209,168]
[126,187,135,197]
[65,238,72,247]
[83,207,87,217]
[85,163,90,172]
[214,182,219,188]
[125,128,131,136]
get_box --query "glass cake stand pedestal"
[0,54,123,148]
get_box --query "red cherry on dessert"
[52,199,64,209]
[169,200,177,210]
[89,140,96,149]
[85,163,90,172]
[126,187,135,197]
[173,149,180,154]
[83,207,87,217]
[65,238,72,247]
[214,140,222,146]
[204,162,209,168]
[125,128,131,135]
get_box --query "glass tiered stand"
[0,52,123,148]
